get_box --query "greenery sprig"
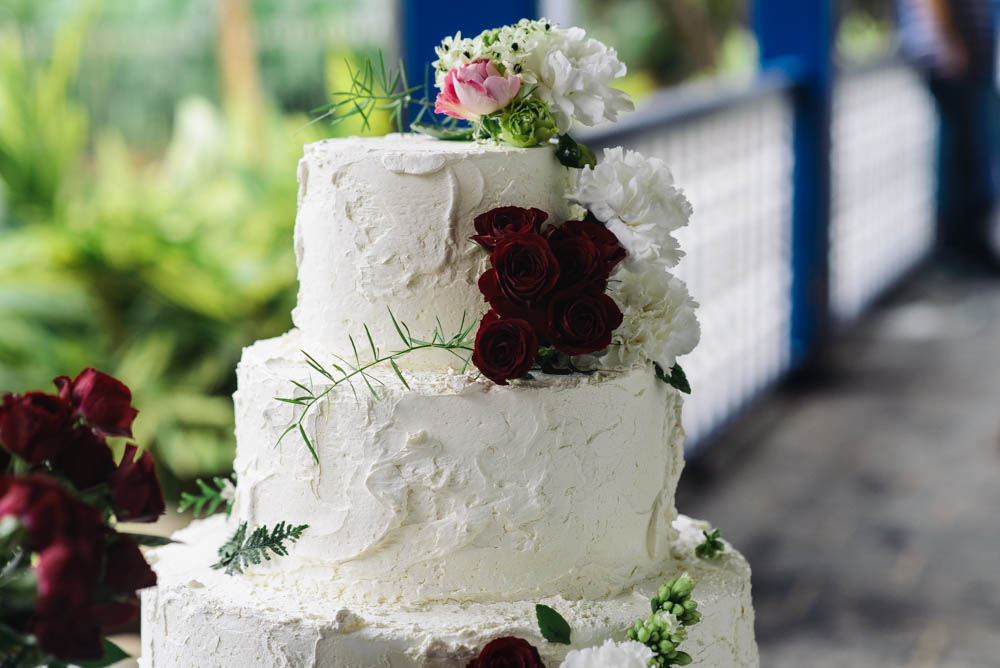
[628,574,701,666]
[276,309,477,463]
[212,521,308,576]
[695,528,725,560]
[654,362,691,394]
[179,475,236,518]
[309,51,471,138]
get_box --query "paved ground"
[678,270,1000,667]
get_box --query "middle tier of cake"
[231,331,686,605]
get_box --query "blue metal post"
[400,0,538,104]
[754,1,833,368]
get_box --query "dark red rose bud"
[50,427,116,491]
[103,534,157,594]
[33,613,103,661]
[0,474,103,550]
[470,206,548,251]
[0,392,75,465]
[546,219,626,287]
[55,368,138,438]
[546,285,624,356]
[35,541,98,616]
[467,636,545,668]
[93,596,140,628]
[108,444,165,523]
[472,312,538,386]
[488,232,560,309]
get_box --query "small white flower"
[604,267,700,370]
[568,147,691,270]
[656,611,687,641]
[561,639,654,668]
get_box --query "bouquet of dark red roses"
[469,205,627,385]
[0,369,165,667]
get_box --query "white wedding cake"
[141,20,758,668]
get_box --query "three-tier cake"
[141,20,759,667]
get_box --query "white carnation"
[605,267,700,370]
[433,20,633,132]
[568,147,691,270]
[561,639,654,668]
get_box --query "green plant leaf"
[410,122,475,141]
[76,638,129,668]
[212,521,308,576]
[122,532,177,547]
[535,603,572,644]
[555,134,597,169]
[654,362,691,394]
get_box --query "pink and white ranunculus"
[434,59,521,122]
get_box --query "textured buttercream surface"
[140,514,758,668]
[291,133,573,369]
[231,331,686,604]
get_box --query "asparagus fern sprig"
[212,521,308,576]
[276,309,477,463]
[179,475,236,518]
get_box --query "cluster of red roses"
[0,368,164,661]
[467,636,544,667]
[470,206,626,385]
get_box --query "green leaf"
[76,638,129,668]
[654,362,691,394]
[178,475,235,517]
[555,134,597,169]
[299,424,319,464]
[212,521,308,576]
[122,532,177,547]
[410,122,475,141]
[535,603,572,644]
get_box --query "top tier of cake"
[291,134,573,369]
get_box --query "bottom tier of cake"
[140,515,758,667]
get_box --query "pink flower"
[434,59,521,121]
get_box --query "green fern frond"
[178,475,236,518]
[212,521,309,576]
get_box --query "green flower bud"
[637,627,651,643]
[683,599,698,611]
[674,651,693,665]
[499,97,557,148]
[671,575,695,599]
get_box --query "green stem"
[279,341,474,463]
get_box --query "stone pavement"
[678,270,1000,667]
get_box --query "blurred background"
[1,0,998,665]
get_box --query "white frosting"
[231,331,685,604]
[291,134,574,370]
[140,514,758,668]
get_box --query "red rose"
[55,368,138,438]
[471,312,538,385]
[0,474,103,550]
[470,206,548,251]
[546,285,624,356]
[35,541,98,616]
[467,636,545,668]
[483,232,560,311]
[0,392,75,465]
[108,444,165,522]
[33,614,103,661]
[102,534,157,594]
[546,219,625,287]
[50,428,116,491]
[93,596,140,628]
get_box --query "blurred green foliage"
[0,3,389,483]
